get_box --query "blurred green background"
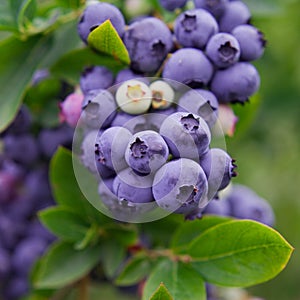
[228,1,300,299]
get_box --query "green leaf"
[87,19,130,65]
[106,224,138,246]
[51,47,125,85]
[150,283,173,300]
[39,207,90,242]
[115,255,151,286]
[100,241,126,279]
[0,1,17,31]
[188,220,294,287]
[34,241,101,289]
[244,0,285,16]
[0,34,52,132]
[17,0,37,29]
[143,259,206,300]
[171,216,232,252]
[49,147,108,225]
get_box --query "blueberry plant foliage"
[0,0,294,300]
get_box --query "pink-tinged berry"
[59,93,84,127]
[218,104,238,137]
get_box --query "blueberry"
[95,126,132,173]
[206,33,240,68]
[162,48,214,87]
[81,89,117,128]
[193,0,229,19]
[150,80,175,110]
[174,9,218,49]
[123,17,173,73]
[4,134,40,166]
[81,130,115,178]
[203,197,231,216]
[152,158,208,214]
[111,112,148,133]
[210,62,260,103]
[115,79,152,114]
[113,167,154,204]
[38,124,74,158]
[232,24,266,61]
[77,2,125,43]
[227,184,275,226]
[178,89,219,128]
[3,276,29,300]
[115,69,149,85]
[12,237,48,276]
[0,247,11,281]
[160,112,211,160]
[125,130,169,176]
[200,148,237,199]
[80,66,114,94]
[159,0,188,11]
[59,92,84,127]
[145,107,177,132]
[219,1,251,32]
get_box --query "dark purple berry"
[193,0,229,19]
[77,2,125,43]
[163,48,214,87]
[206,33,240,68]
[174,9,218,49]
[210,62,260,103]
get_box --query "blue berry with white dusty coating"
[113,168,154,204]
[77,2,125,43]
[80,66,114,94]
[200,148,237,199]
[115,69,149,85]
[163,48,214,87]
[227,184,275,226]
[210,62,260,103]
[232,24,266,61]
[219,1,251,32]
[160,112,211,160]
[125,130,169,176]
[159,0,188,11]
[193,0,229,19]
[81,89,117,128]
[123,17,173,73]
[174,9,218,49]
[152,158,208,214]
[95,126,132,173]
[203,197,231,216]
[178,89,219,128]
[206,33,240,68]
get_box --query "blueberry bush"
[0,0,298,299]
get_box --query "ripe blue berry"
[160,112,211,160]
[95,126,132,173]
[232,24,266,61]
[203,197,231,216]
[81,89,117,128]
[178,89,219,128]
[125,130,169,176]
[123,17,173,73]
[210,62,260,103]
[219,1,251,32]
[200,148,237,199]
[163,48,214,87]
[111,112,148,133]
[153,158,208,214]
[174,9,218,49]
[115,69,149,85]
[227,184,275,226]
[113,167,154,204]
[159,0,188,11]
[206,33,240,68]
[193,0,229,19]
[80,66,114,94]
[77,2,125,43]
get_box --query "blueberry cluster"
[0,106,74,299]
[78,0,265,104]
[203,184,275,227]
[78,78,236,221]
